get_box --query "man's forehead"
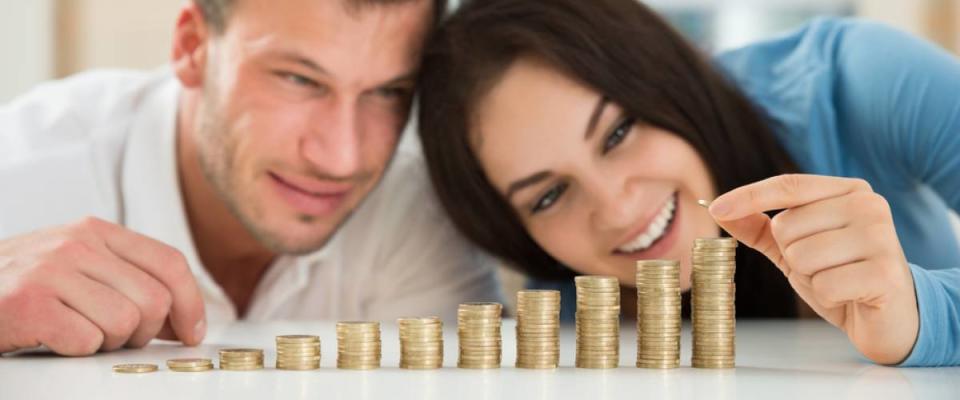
[226,0,430,83]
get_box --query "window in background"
[648,0,854,50]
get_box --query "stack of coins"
[275,335,321,370]
[575,275,621,368]
[166,358,213,372]
[636,260,682,369]
[691,237,737,369]
[219,348,264,370]
[336,321,382,370]
[398,317,444,369]
[457,302,503,369]
[515,290,561,369]
[112,363,158,373]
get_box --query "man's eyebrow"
[584,96,609,140]
[505,171,553,202]
[275,51,417,88]
[276,51,331,76]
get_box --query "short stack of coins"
[635,260,682,369]
[336,321,381,370]
[219,348,264,370]
[515,290,561,369]
[457,302,503,369]
[574,275,621,368]
[398,316,444,369]
[166,358,213,372]
[691,237,738,368]
[275,335,321,370]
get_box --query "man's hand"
[708,174,919,364]
[0,217,206,356]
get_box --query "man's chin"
[244,217,343,255]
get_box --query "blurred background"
[2,0,959,312]
[2,0,959,103]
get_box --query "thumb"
[156,317,205,346]
[711,211,789,276]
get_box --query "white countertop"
[1,319,956,400]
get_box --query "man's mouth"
[615,192,678,254]
[268,172,352,216]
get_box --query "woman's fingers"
[709,174,872,221]
[782,227,873,277]
[713,212,788,275]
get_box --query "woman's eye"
[603,117,636,153]
[531,183,568,214]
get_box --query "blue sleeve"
[902,265,960,366]
[832,21,960,366]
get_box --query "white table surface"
[1,319,957,400]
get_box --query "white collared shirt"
[0,69,502,324]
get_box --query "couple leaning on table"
[0,0,957,367]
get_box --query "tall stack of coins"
[691,237,737,369]
[275,335,321,370]
[515,290,561,369]
[219,348,264,370]
[636,260,681,369]
[457,302,503,369]
[575,275,621,369]
[336,321,381,370]
[398,317,444,369]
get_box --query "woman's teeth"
[617,195,677,253]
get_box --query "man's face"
[194,0,432,254]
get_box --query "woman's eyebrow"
[584,96,609,140]
[506,171,554,202]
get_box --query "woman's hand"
[708,174,919,365]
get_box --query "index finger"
[83,218,207,345]
[708,174,871,221]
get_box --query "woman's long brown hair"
[417,0,800,317]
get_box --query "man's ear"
[171,4,211,89]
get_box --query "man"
[0,0,500,356]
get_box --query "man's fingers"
[155,320,177,341]
[37,301,104,356]
[79,257,172,349]
[54,272,140,351]
[83,218,206,345]
[709,174,872,221]
[714,212,787,275]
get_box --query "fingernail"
[194,319,206,344]
[708,200,730,218]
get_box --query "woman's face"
[472,57,719,290]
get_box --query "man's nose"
[300,100,361,178]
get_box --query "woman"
[417,0,960,367]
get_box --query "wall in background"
[55,0,181,77]
[0,0,55,102]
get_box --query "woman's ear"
[171,3,210,89]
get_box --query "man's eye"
[531,183,568,214]
[603,116,636,153]
[277,72,319,89]
[376,87,411,100]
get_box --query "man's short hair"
[194,0,447,34]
